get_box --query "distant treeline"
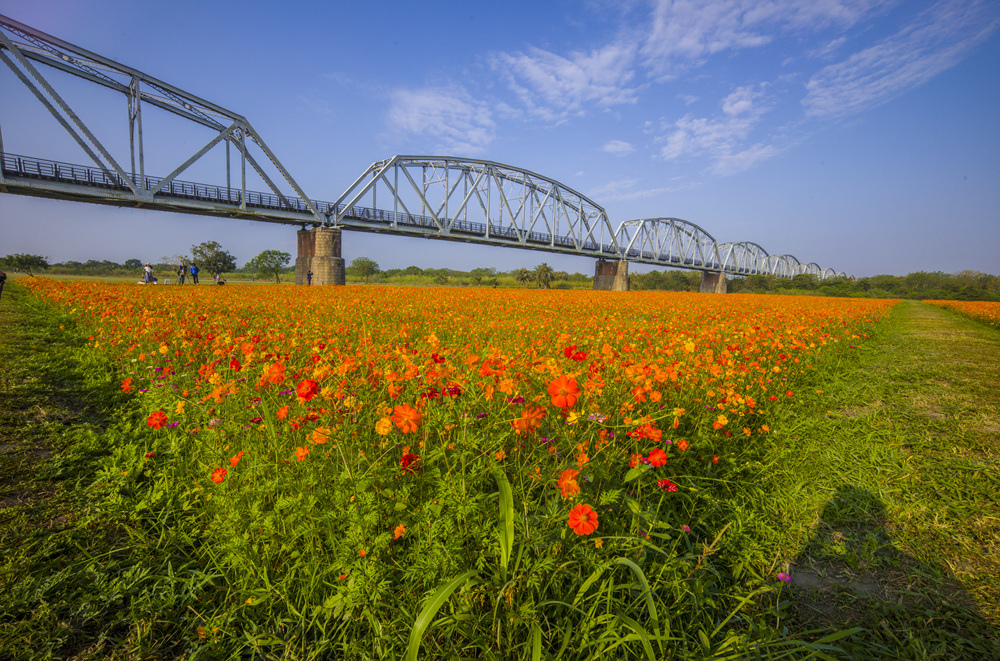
[633,269,1000,301]
[41,259,998,300]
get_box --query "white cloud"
[803,0,1000,117]
[601,139,636,156]
[641,0,889,74]
[656,84,777,174]
[491,42,639,122]
[588,178,674,202]
[386,87,495,154]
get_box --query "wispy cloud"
[491,43,640,122]
[641,0,888,75]
[588,178,681,202]
[656,84,778,174]
[803,0,1000,117]
[601,139,635,156]
[385,86,495,154]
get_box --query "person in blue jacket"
[190,263,200,284]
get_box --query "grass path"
[777,300,1000,657]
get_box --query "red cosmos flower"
[567,503,599,535]
[211,467,227,484]
[657,479,678,492]
[121,378,132,393]
[230,358,241,372]
[391,403,422,434]
[297,379,320,402]
[548,375,581,409]
[400,451,421,473]
[563,345,588,361]
[146,411,168,429]
[647,448,667,467]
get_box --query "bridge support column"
[699,272,727,293]
[296,227,345,285]
[594,259,630,291]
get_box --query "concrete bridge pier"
[594,259,630,291]
[296,227,346,285]
[699,272,727,293]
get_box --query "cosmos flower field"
[20,279,898,657]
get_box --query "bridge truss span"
[329,156,621,259]
[615,217,720,269]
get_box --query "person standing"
[0,270,6,300]
[190,263,200,284]
[143,263,154,284]
[307,270,313,285]
[177,261,187,285]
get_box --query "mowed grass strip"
[771,300,1000,657]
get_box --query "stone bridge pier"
[699,272,727,293]
[296,227,346,285]
[594,259,630,291]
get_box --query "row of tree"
[632,269,1000,300]
[5,250,997,300]
[1,243,295,284]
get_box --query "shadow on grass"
[787,485,1000,659]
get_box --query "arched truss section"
[329,156,620,258]
[767,254,800,278]
[0,14,321,223]
[799,262,822,277]
[614,218,719,269]
[718,241,770,276]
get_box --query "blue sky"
[1,0,998,277]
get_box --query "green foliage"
[245,249,292,284]
[534,262,554,289]
[348,256,381,283]
[1,252,50,276]
[189,240,237,276]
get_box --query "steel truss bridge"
[0,14,846,280]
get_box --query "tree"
[349,256,380,283]
[515,268,531,287]
[190,241,237,277]
[534,263,554,289]
[246,250,291,284]
[124,258,142,270]
[1,253,50,276]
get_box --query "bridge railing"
[1,152,330,215]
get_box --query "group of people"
[141,262,203,285]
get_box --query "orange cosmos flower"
[311,427,330,445]
[548,375,581,409]
[276,405,289,420]
[146,411,168,429]
[647,448,667,467]
[676,439,689,451]
[391,403,422,433]
[295,446,310,461]
[375,417,393,435]
[210,467,227,484]
[121,378,132,393]
[393,525,406,540]
[567,503,599,535]
[557,468,580,499]
[297,379,319,402]
[229,450,244,467]
[511,406,546,435]
[265,362,285,384]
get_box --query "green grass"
[1,292,998,659]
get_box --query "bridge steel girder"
[766,254,800,279]
[329,155,621,260]
[614,217,721,271]
[0,13,323,223]
[718,241,770,276]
